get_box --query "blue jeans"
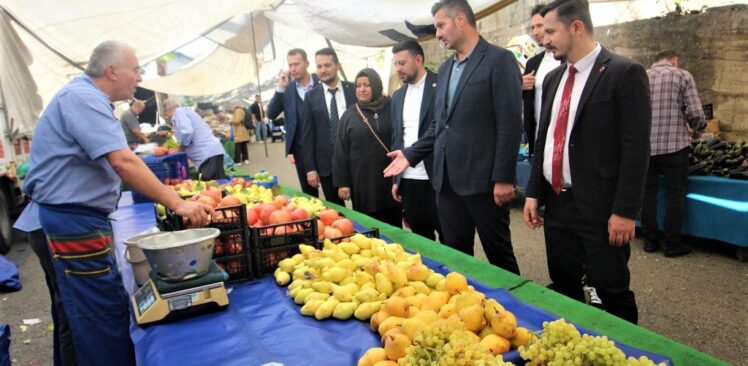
[38,204,135,366]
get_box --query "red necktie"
[551,65,577,195]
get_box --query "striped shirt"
[647,61,706,156]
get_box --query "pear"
[371,361,398,366]
[490,311,517,339]
[323,239,336,250]
[354,301,382,321]
[274,271,290,286]
[377,316,404,337]
[479,325,498,339]
[287,279,306,292]
[278,258,296,273]
[435,279,447,292]
[333,301,358,320]
[340,242,360,255]
[304,291,330,303]
[350,234,372,249]
[355,271,375,287]
[454,290,485,312]
[294,288,315,304]
[357,347,387,366]
[370,310,389,331]
[383,333,411,361]
[405,293,427,309]
[322,266,348,283]
[379,327,405,345]
[384,296,410,317]
[339,276,357,287]
[375,273,393,296]
[438,303,457,319]
[401,317,429,340]
[355,288,380,303]
[391,286,415,298]
[458,304,487,333]
[300,299,325,316]
[445,272,468,294]
[405,264,430,282]
[479,334,511,355]
[510,327,534,348]
[359,249,373,258]
[298,244,316,256]
[425,272,444,289]
[333,285,354,302]
[312,281,335,294]
[408,281,431,295]
[291,253,305,264]
[384,263,408,288]
[314,298,340,320]
[483,298,506,322]
[421,291,450,312]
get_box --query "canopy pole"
[250,12,269,158]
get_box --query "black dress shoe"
[664,246,692,258]
[643,239,660,253]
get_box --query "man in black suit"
[300,48,355,205]
[523,0,651,324]
[385,0,523,274]
[390,39,441,241]
[522,3,561,155]
[268,48,320,196]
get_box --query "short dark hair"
[392,39,425,60]
[315,47,340,64]
[541,0,594,34]
[431,0,477,27]
[531,3,546,16]
[655,50,679,61]
[287,48,307,61]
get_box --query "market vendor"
[119,99,148,146]
[14,40,213,366]
[162,99,227,180]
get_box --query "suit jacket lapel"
[419,71,436,130]
[572,47,612,127]
[447,38,488,120]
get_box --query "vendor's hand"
[174,201,213,228]
[493,182,514,206]
[307,172,320,188]
[278,70,290,90]
[391,184,402,203]
[338,187,351,201]
[523,198,543,229]
[383,150,409,178]
[522,71,536,91]
[608,214,635,246]
[287,154,295,164]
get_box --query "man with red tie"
[523,0,651,324]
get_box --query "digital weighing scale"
[132,261,229,325]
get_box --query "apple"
[219,195,241,207]
[273,195,289,209]
[332,218,354,235]
[316,219,325,240]
[318,209,340,226]
[269,210,292,225]
[260,205,277,224]
[246,210,259,225]
[323,227,343,240]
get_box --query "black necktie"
[328,88,339,145]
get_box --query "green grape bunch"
[399,321,513,366]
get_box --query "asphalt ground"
[2,139,745,365]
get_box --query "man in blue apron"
[15,41,212,366]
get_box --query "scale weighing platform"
[132,261,229,325]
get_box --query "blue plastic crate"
[252,175,278,189]
[132,153,190,203]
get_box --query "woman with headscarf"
[333,68,402,227]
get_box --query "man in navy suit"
[390,39,441,241]
[385,0,523,274]
[268,48,319,196]
[300,48,355,205]
[524,0,651,323]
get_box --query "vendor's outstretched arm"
[107,148,213,227]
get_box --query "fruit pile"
[689,138,747,179]
[153,146,179,157]
[273,236,528,366]
[253,170,275,184]
[518,319,666,366]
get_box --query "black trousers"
[291,144,319,197]
[641,148,689,248]
[436,178,519,275]
[198,154,227,180]
[28,229,78,366]
[234,141,249,163]
[544,186,638,324]
[399,178,441,241]
[367,207,403,228]
[320,174,344,206]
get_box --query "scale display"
[134,281,157,316]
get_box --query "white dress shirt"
[533,51,562,139]
[402,73,429,180]
[322,80,347,119]
[542,43,602,188]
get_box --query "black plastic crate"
[153,204,184,232]
[324,228,380,244]
[251,218,318,276]
[215,254,253,283]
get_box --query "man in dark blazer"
[523,0,651,324]
[300,47,355,205]
[268,48,319,196]
[385,0,523,274]
[522,3,561,155]
[390,39,441,241]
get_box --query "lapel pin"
[599,65,606,73]
[432,83,437,88]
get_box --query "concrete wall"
[419,1,748,141]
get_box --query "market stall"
[112,189,727,366]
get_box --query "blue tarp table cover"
[112,193,671,366]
